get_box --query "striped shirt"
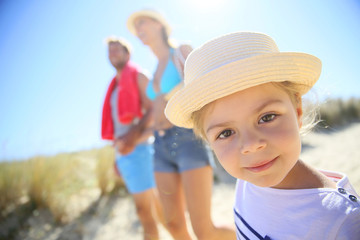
[234,170,360,239]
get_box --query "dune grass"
[0,161,29,216]
[318,98,360,129]
[96,145,125,195]
[0,147,122,224]
[27,154,90,222]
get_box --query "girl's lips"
[246,157,278,173]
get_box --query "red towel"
[101,61,143,140]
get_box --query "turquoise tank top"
[146,49,181,100]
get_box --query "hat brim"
[165,52,321,129]
[127,10,171,36]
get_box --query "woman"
[127,9,236,240]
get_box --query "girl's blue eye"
[259,114,277,123]
[217,129,234,139]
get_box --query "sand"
[300,123,360,194]
[12,123,360,240]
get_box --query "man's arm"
[114,72,153,155]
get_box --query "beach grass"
[96,145,125,195]
[0,148,122,224]
[27,154,89,222]
[0,161,29,216]
[318,97,360,129]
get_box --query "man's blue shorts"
[115,143,156,194]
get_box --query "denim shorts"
[153,127,212,173]
[115,143,156,194]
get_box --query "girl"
[165,32,360,239]
[127,9,236,240]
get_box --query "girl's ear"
[296,94,303,128]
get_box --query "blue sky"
[1,0,359,161]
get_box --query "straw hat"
[165,32,322,129]
[127,9,171,36]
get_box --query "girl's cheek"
[213,142,237,165]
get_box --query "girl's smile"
[245,156,278,173]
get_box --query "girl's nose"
[240,131,266,154]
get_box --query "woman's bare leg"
[155,172,192,240]
[133,189,160,240]
[182,166,236,240]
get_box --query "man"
[101,37,163,240]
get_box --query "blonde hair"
[105,36,132,54]
[191,81,319,142]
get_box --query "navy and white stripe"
[234,208,272,240]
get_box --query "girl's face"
[203,83,303,188]
[133,16,163,45]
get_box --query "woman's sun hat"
[165,32,322,129]
[127,9,171,36]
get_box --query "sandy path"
[78,182,236,240]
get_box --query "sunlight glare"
[189,0,228,12]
